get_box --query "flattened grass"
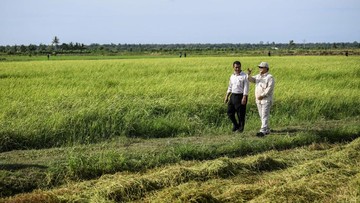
[1,119,359,199]
[3,136,359,202]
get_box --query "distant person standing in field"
[247,62,275,137]
[224,61,249,132]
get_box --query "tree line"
[1,38,359,56]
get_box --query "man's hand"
[241,96,247,105]
[224,97,229,104]
[257,95,264,100]
[224,93,231,104]
[247,68,252,75]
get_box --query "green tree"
[38,44,47,53]
[28,44,37,54]
[52,36,60,50]
[20,45,27,53]
[289,40,295,49]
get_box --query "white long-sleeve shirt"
[248,73,275,104]
[227,71,249,95]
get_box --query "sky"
[1,0,360,45]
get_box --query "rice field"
[0,55,359,202]
[1,56,359,151]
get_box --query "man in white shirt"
[248,62,275,137]
[224,61,249,132]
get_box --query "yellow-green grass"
[1,56,360,201]
[1,56,359,151]
[2,135,359,202]
[0,119,359,199]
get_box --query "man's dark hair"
[233,61,241,67]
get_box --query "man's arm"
[224,92,231,103]
[224,79,232,103]
[247,68,255,83]
[242,75,249,105]
[261,76,275,98]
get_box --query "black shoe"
[232,125,239,132]
[237,127,244,133]
[256,132,265,137]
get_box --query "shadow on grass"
[0,164,48,171]
[271,128,304,134]
[271,127,359,143]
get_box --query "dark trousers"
[227,93,247,131]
